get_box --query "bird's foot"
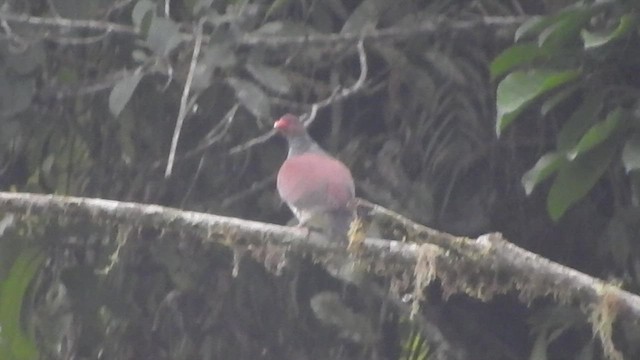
[295,223,313,238]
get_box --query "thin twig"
[238,16,526,48]
[165,19,204,178]
[0,11,136,34]
[186,104,240,156]
[48,33,109,45]
[304,38,367,127]
[228,129,277,155]
[180,153,207,208]
[221,174,277,208]
[229,38,369,154]
[151,104,240,169]
[106,0,136,16]
[0,11,526,48]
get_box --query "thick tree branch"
[0,191,639,334]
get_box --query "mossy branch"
[0,191,638,353]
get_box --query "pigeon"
[274,114,355,243]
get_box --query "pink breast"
[277,153,354,209]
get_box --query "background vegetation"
[1,0,639,359]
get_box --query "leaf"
[529,331,550,360]
[255,21,317,36]
[540,83,579,115]
[5,42,46,75]
[515,15,555,41]
[556,91,604,150]
[538,9,594,49]
[0,214,15,238]
[202,44,236,69]
[567,108,623,160]
[109,69,144,117]
[227,78,271,120]
[265,0,293,19]
[0,73,36,117]
[490,43,547,80]
[423,50,466,84]
[48,0,101,19]
[400,325,430,360]
[547,140,617,221]
[496,69,581,136]
[191,0,215,15]
[145,16,184,56]
[131,0,155,30]
[246,63,291,94]
[189,44,236,91]
[522,152,566,196]
[581,13,638,49]
[622,135,640,173]
[341,0,389,34]
[0,247,43,360]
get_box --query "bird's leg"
[296,216,324,238]
[299,221,329,240]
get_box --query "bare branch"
[228,128,277,155]
[165,19,205,178]
[0,11,136,35]
[0,11,524,49]
[304,38,368,127]
[238,16,526,48]
[229,38,370,154]
[221,174,276,208]
[151,104,240,170]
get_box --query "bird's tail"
[326,208,354,244]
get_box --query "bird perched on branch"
[274,114,355,243]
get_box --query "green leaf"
[423,50,466,84]
[5,42,46,75]
[0,73,36,117]
[0,247,43,360]
[522,152,566,195]
[57,66,79,84]
[622,134,640,173]
[189,44,236,91]
[109,69,144,117]
[490,43,547,80]
[556,91,604,150]
[47,0,101,19]
[191,0,215,15]
[496,69,581,136]
[202,44,236,69]
[581,13,638,49]
[265,0,293,19]
[131,0,155,31]
[567,108,623,160]
[341,0,390,34]
[145,16,184,55]
[227,78,271,120]
[515,15,555,41]
[547,140,617,221]
[538,8,594,49]
[540,83,579,115]
[246,63,291,95]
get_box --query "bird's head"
[274,114,306,138]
